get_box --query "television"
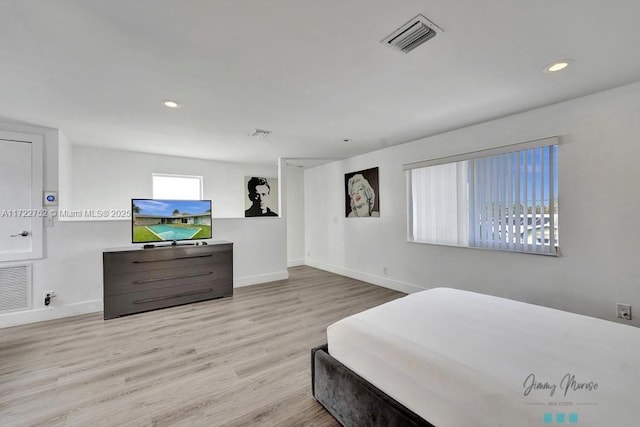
[131,199,212,245]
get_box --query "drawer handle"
[132,271,213,284]
[132,254,213,263]
[133,288,213,304]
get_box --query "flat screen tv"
[131,199,212,244]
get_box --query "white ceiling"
[2,0,640,166]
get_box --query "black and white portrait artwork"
[345,167,379,218]
[244,176,279,217]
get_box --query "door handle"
[11,231,29,237]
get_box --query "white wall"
[305,81,640,326]
[1,143,288,328]
[58,131,73,210]
[285,164,305,266]
[70,146,277,219]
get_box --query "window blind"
[406,137,559,256]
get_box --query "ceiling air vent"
[381,14,442,54]
[248,128,271,139]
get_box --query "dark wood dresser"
[103,242,233,319]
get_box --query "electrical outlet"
[383,266,388,276]
[616,303,632,320]
[44,291,56,306]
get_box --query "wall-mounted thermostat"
[43,191,58,206]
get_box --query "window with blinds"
[405,137,559,256]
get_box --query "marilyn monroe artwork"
[345,167,379,218]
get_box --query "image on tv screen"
[132,199,212,243]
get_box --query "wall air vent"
[0,264,31,313]
[381,14,443,54]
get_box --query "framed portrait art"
[344,167,379,218]
[244,176,279,217]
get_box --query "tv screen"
[131,199,212,244]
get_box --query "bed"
[311,287,640,426]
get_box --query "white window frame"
[404,136,559,256]
[152,173,203,200]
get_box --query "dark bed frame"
[311,344,435,427]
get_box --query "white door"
[0,130,43,261]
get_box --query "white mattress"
[327,287,640,427]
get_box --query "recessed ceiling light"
[543,59,573,73]
[343,139,351,143]
[162,100,183,108]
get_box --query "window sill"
[407,239,561,257]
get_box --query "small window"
[152,173,203,200]
[405,138,559,256]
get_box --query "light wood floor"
[0,266,404,426]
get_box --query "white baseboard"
[305,259,426,294]
[233,270,289,288]
[0,271,289,329]
[0,299,102,329]
[287,259,305,267]
[0,270,291,328]
[0,264,418,328]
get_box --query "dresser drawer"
[103,244,232,274]
[104,262,232,296]
[103,279,232,319]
